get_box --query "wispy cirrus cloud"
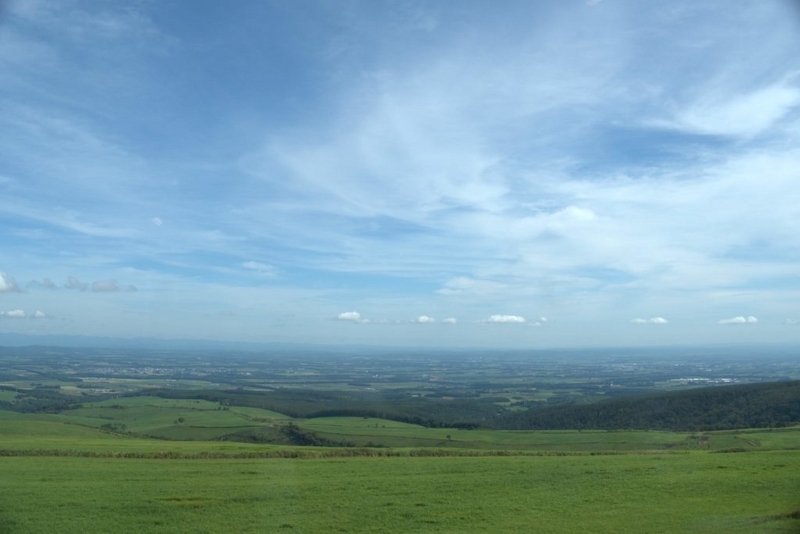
[242,261,277,277]
[653,82,800,138]
[1,2,799,347]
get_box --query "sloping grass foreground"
[2,396,799,533]
[1,452,798,533]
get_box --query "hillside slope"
[496,380,800,431]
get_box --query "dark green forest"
[495,380,800,431]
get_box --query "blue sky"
[1,0,800,348]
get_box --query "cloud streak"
[718,316,758,325]
[486,315,526,324]
[632,317,668,324]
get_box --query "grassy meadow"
[2,395,800,533]
[1,452,799,533]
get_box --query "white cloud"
[2,309,26,318]
[413,315,436,323]
[632,317,669,324]
[0,272,20,292]
[784,319,798,325]
[718,316,758,325]
[92,279,120,292]
[337,311,365,323]
[151,217,163,226]
[486,314,526,324]
[442,317,458,324]
[32,310,47,319]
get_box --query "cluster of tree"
[216,423,355,447]
[494,380,800,431]
[279,422,356,447]
[99,423,128,433]
[0,387,77,413]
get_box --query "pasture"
[1,451,798,533]
[2,404,799,532]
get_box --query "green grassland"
[1,452,799,533]
[2,405,799,532]
[2,371,799,532]
[63,396,289,440]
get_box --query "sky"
[1,0,800,349]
